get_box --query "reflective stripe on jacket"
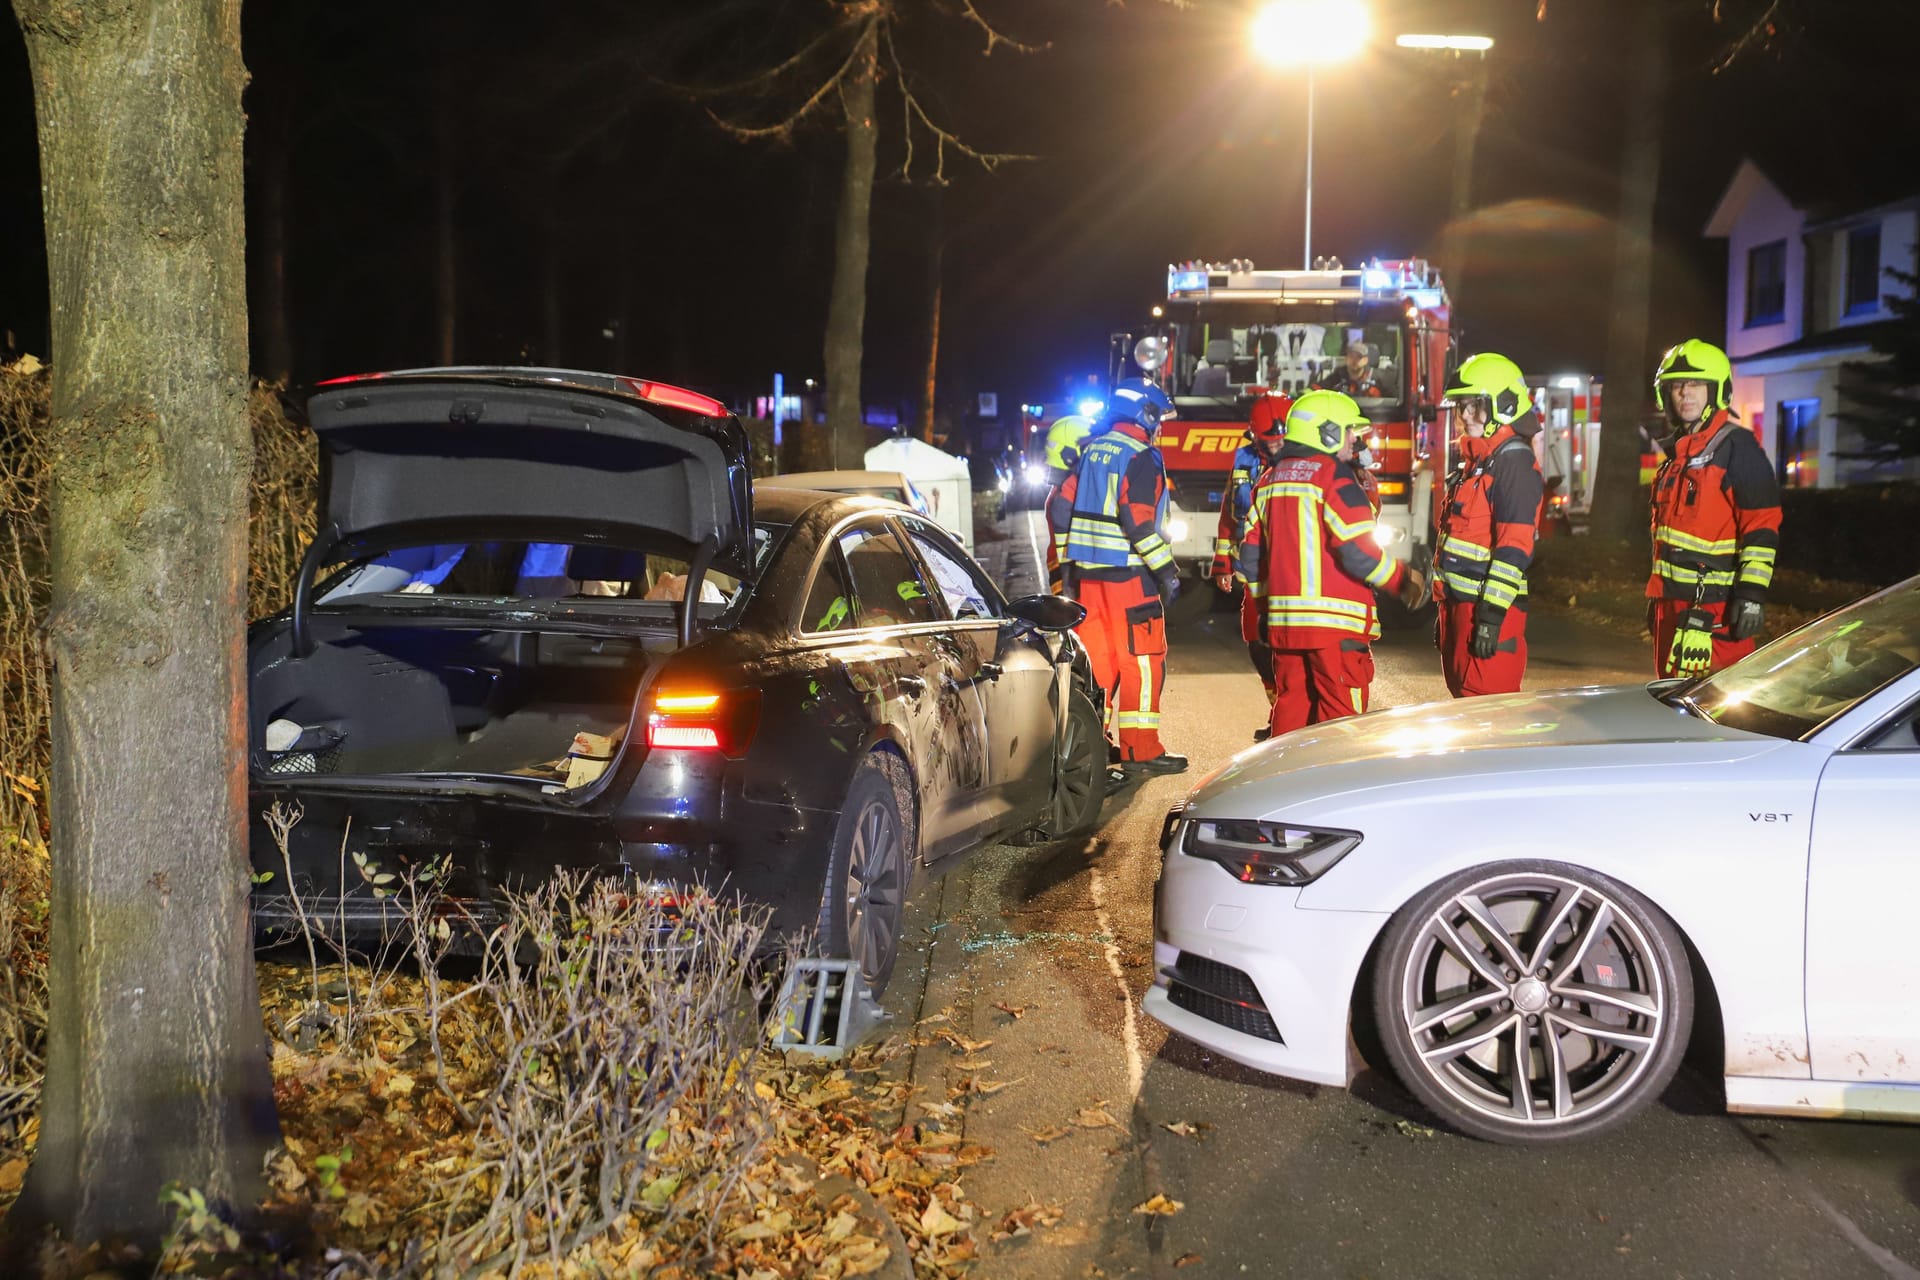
[1047,421,1174,576]
[1436,429,1544,613]
[1238,443,1404,647]
[1645,410,1782,604]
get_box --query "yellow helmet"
[1653,339,1733,416]
[1044,414,1095,470]
[1443,352,1530,436]
[1285,389,1368,453]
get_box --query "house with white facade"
[1704,157,1920,488]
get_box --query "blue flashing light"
[1168,268,1210,294]
[1362,268,1394,290]
[1077,398,1105,419]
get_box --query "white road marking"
[1028,507,1147,1098]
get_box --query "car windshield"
[1684,581,1920,739]
[1165,302,1406,410]
[316,526,781,608]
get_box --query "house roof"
[1731,319,1899,366]
[1704,152,1920,237]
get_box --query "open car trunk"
[248,610,681,791]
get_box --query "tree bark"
[917,184,944,444]
[1591,2,1667,542]
[6,0,276,1258]
[821,18,879,469]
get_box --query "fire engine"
[1110,257,1455,583]
[1526,373,1603,535]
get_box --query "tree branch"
[955,0,1046,56]
[707,16,874,142]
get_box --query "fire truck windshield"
[1163,304,1406,414]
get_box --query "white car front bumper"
[1145,819,1389,1087]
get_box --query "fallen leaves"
[1132,1193,1185,1217]
[1021,1123,1074,1145]
[1394,1118,1439,1139]
[1074,1103,1121,1130]
[990,1001,1029,1019]
[990,1201,1065,1242]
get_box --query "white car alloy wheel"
[1373,860,1693,1144]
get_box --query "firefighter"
[1212,393,1293,706]
[1319,340,1384,398]
[1647,339,1781,677]
[1432,353,1546,697]
[1043,413,1098,487]
[1047,377,1187,774]
[1042,413,1099,592]
[1241,390,1428,738]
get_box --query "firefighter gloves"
[1669,608,1718,676]
[1726,598,1765,642]
[1398,566,1430,613]
[1469,616,1503,661]
[1156,567,1182,603]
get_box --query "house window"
[1777,399,1819,489]
[1745,240,1787,327]
[1845,223,1882,315]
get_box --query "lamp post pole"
[1304,66,1316,268]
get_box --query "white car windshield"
[1686,581,1920,739]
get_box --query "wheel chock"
[769,957,885,1058]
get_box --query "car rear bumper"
[1145,837,1389,1087]
[250,762,839,948]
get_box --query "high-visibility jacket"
[1645,410,1781,605]
[1212,442,1264,579]
[1239,443,1406,648]
[1435,426,1545,615]
[1048,421,1174,582]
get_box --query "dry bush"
[432,877,783,1278]
[0,360,317,836]
[0,803,49,1175]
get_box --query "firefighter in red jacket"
[1647,339,1782,677]
[1212,392,1293,705]
[1433,353,1546,697]
[1241,390,1428,737]
[1047,377,1188,774]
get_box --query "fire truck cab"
[1111,257,1454,582]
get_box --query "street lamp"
[1250,0,1372,269]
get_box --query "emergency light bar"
[1166,256,1446,307]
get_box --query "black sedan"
[248,367,1105,995]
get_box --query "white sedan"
[1146,576,1920,1144]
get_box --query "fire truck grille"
[1165,953,1283,1044]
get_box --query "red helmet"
[1248,392,1294,446]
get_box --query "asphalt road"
[875,510,1920,1280]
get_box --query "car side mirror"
[1006,593,1085,632]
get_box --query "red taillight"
[314,370,391,387]
[619,377,727,418]
[645,688,759,755]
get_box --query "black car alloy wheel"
[1050,689,1105,839]
[821,753,912,997]
[1372,859,1693,1144]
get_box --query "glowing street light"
[1250,0,1373,268]
[1396,33,1495,52]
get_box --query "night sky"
[2,0,1916,418]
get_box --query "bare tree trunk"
[822,18,879,469]
[1592,2,1667,542]
[433,57,458,364]
[917,184,944,443]
[6,0,275,1258]
[1440,61,1489,314]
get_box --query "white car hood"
[1184,683,1793,816]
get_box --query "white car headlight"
[1181,819,1361,886]
[1165,517,1190,542]
[996,474,1011,492]
[1025,463,1047,486]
